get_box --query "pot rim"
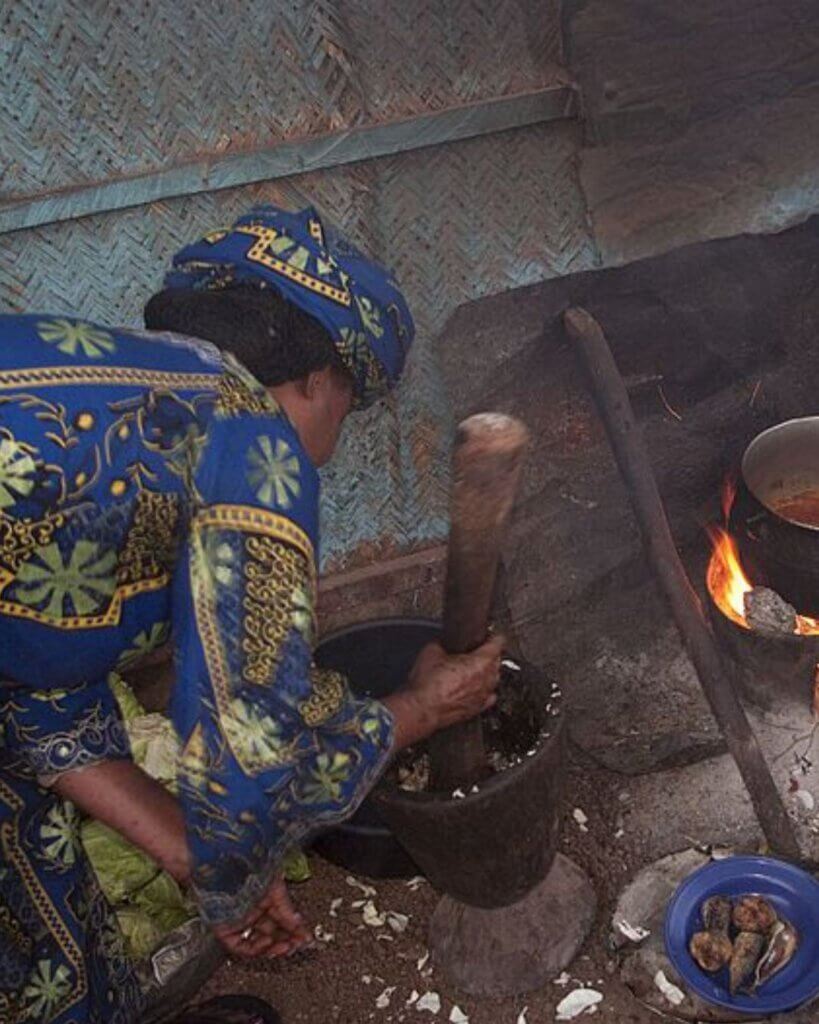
[318,614,441,647]
[742,417,819,532]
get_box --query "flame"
[706,523,819,636]
[798,612,819,635]
[706,525,752,628]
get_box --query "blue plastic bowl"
[664,855,819,1015]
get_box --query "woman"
[0,206,502,1024]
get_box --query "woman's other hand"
[212,876,311,960]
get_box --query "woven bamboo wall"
[0,0,598,569]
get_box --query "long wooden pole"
[429,413,529,792]
[564,306,801,861]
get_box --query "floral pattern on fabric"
[172,404,395,921]
[39,802,82,866]
[0,435,36,510]
[116,621,171,670]
[1,677,131,786]
[15,541,117,619]
[245,435,302,509]
[36,319,117,359]
[166,205,415,408]
[0,312,396,1019]
[0,752,144,1024]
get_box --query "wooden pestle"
[429,412,530,793]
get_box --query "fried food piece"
[729,931,766,995]
[690,930,734,972]
[754,920,798,990]
[732,895,778,934]
[701,895,732,935]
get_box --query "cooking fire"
[706,478,819,637]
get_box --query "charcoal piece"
[744,587,797,637]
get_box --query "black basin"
[310,618,439,878]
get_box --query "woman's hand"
[408,637,504,728]
[212,876,311,960]
[382,635,504,750]
[56,763,309,961]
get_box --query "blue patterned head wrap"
[166,205,415,408]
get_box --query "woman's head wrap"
[166,205,414,408]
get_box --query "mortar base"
[428,852,596,996]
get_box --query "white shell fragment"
[406,990,420,1006]
[555,988,603,1020]
[449,1008,469,1023]
[452,788,466,800]
[376,987,396,1009]
[313,924,334,943]
[346,876,377,898]
[572,808,589,832]
[416,992,441,1014]
[362,900,387,927]
[406,876,427,891]
[417,951,430,972]
[329,898,343,917]
[614,918,650,943]
[516,1008,528,1024]
[387,911,410,933]
[553,972,571,987]
[653,970,685,1007]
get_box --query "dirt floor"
[199,755,669,1024]
[193,604,819,1023]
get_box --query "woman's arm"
[52,632,502,961]
[52,758,191,883]
[53,636,503,876]
[53,760,299,958]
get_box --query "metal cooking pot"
[734,417,819,617]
